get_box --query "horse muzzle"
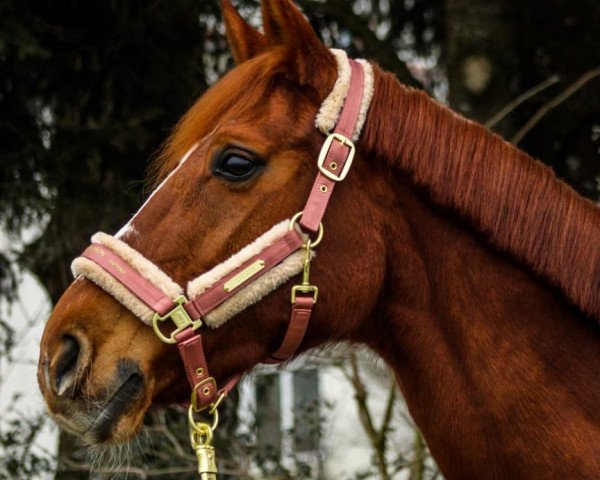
[38,328,146,444]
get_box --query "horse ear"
[221,0,266,64]
[261,0,336,93]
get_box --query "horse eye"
[213,150,258,181]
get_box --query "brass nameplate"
[224,260,266,292]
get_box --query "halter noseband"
[71,49,373,473]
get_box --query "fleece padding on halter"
[200,250,310,328]
[72,233,183,325]
[72,220,309,327]
[187,220,312,328]
[315,50,375,142]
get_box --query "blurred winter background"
[1,0,599,478]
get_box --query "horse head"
[38,0,388,444]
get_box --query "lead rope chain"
[188,406,219,478]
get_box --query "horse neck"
[361,67,600,321]
[357,71,600,479]
[375,185,600,478]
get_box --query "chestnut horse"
[38,0,600,478]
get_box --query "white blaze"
[115,143,199,239]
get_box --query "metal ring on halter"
[209,391,226,415]
[188,404,220,434]
[289,211,324,248]
[189,422,213,449]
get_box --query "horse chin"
[83,372,146,444]
[50,361,149,446]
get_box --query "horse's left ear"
[221,0,267,64]
[261,0,337,96]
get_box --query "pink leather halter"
[74,57,367,415]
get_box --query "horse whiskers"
[81,424,156,478]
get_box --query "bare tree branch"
[485,75,560,129]
[348,353,392,480]
[512,66,600,145]
[377,381,396,446]
[408,429,426,480]
[152,411,189,459]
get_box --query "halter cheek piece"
[71,49,373,472]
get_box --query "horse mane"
[362,65,600,321]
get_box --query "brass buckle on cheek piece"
[317,133,356,182]
[152,295,202,344]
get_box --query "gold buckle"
[317,133,356,182]
[190,377,218,411]
[152,295,202,344]
[291,284,319,304]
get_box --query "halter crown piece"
[72,49,374,478]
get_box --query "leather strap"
[185,229,304,320]
[175,328,244,411]
[264,294,314,364]
[81,244,177,316]
[173,293,314,410]
[175,328,219,407]
[300,60,365,233]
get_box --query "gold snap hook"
[188,404,219,479]
[291,237,319,304]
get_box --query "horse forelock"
[362,66,600,322]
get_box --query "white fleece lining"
[71,233,309,329]
[315,49,351,137]
[315,50,375,142]
[355,59,375,140]
[71,220,307,328]
[187,220,292,297]
[90,233,183,299]
[203,250,308,328]
[71,257,157,325]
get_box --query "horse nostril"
[54,335,81,396]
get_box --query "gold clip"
[188,405,219,479]
[152,295,202,344]
[291,241,319,304]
